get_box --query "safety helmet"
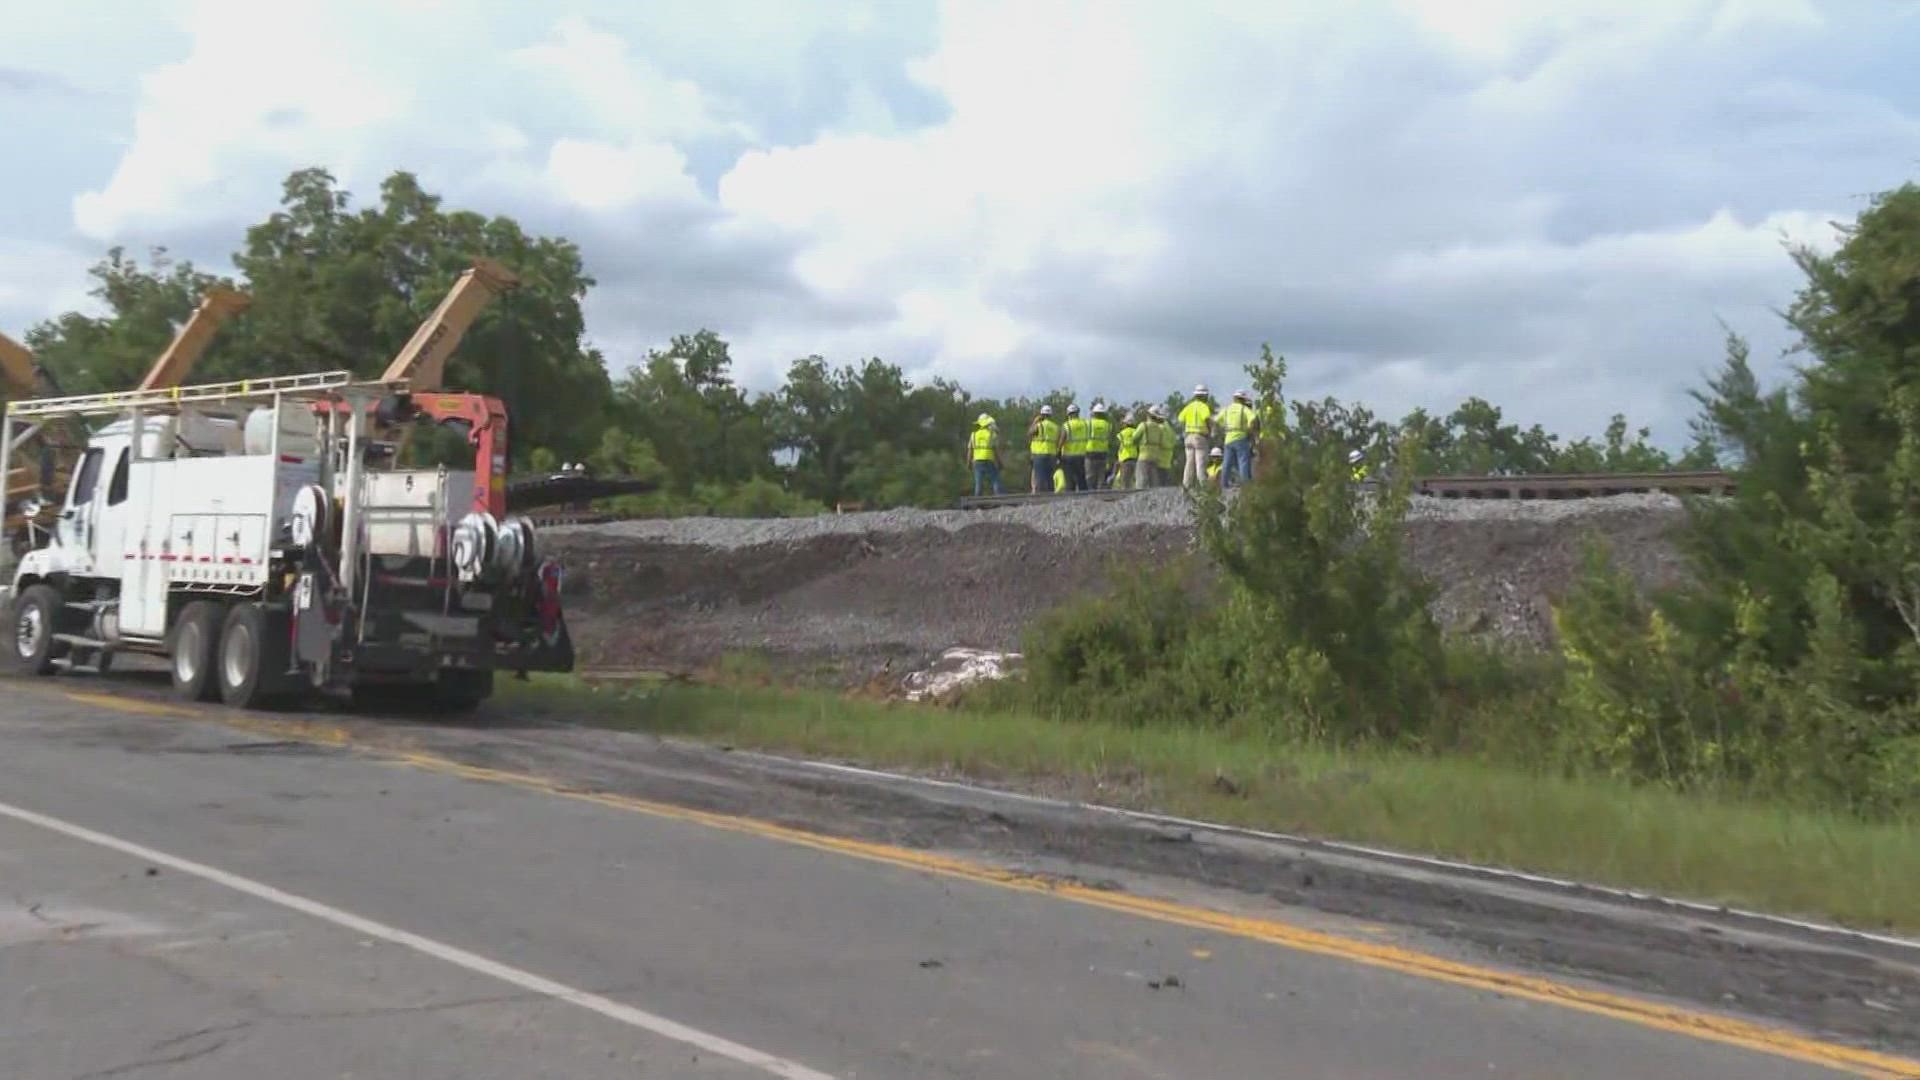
[1125,409,1139,424]
[1040,405,1054,417]
[1234,388,1252,402]
[976,412,994,427]
[1149,404,1167,420]
[1194,383,1210,397]
[1347,448,1365,465]
[1067,403,1081,415]
[1091,402,1107,415]
[1208,446,1223,459]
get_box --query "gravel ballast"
[546,489,1693,684]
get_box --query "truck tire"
[6,584,68,676]
[168,601,223,702]
[218,602,291,709]
[434,669,493,714]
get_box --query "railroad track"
[955,471,1734,509]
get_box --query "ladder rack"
[4,370,395,420]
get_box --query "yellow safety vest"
[1178,399,1212,436]
[1352,464,1370,483]
[1029,419,1060,455]
[1116,425,1140,463]
[1087,417,1112,454]
[970,427,996,462]
[1220,402,1254,444]
[1207,462,1221,480]
[1062,417,1090,456]
[1140,422,1175,468]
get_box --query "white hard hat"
[1234,388,1252,402]
[1091,402,1107,415]
[1194,383,1209,396]
[1208,446,1223,458]
[1040,404,1054,417]
[1067,402,1081,414]
[1348,448,1365,464]
[1149,404,1167,420]
[976,412,994,426]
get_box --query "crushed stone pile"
[546,490,1692,686]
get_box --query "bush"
[1021,406,1454,744]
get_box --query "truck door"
[56,447,104,562]
[92,446,131,580]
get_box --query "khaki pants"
[1183,434,1210,488]
[1135,461,1163,489]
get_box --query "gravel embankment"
[546,490,1693,684]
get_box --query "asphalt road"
[0,683,1905,1079]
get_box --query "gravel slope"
[546,491,1691,683]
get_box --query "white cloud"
[72,0,410,240]
[541,138,701,211]
[14,0,1920,444]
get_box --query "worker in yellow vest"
[1349,448,1371,485]
[1177,384,1214,489]
[1058,403,1091,492]
[1134,404,1174,488]
[1027,405,1060,494]
[965,413,1003,496]
[1113,409,1141,491]
[1206,446,1224,485]
[1085,402,1113,489]
[1218,388,1257,488]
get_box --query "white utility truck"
[0,371,572,710]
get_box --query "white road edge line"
[0,797,836,1080]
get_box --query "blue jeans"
[1031,454,1056,491]
[973,460,1003,496]
[1222,440,1253,486]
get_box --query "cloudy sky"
[2,0,1916,442]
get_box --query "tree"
[612,330,773,494]
[26,169,613,464]
[25,248,227,395]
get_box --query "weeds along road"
[2,676,1915,1080]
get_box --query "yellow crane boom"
[0,331,36,399]
[135,287,251,391]
[379,258,519,391]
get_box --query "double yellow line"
[45,687,1920,1079]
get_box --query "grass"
[498,673,1920,933]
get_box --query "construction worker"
[1177,384,1214,489]
[1113,409,1141,491]
[1218,389,1257,488]
[1349,447,1371,485]
[1135,405,1173,489]
[1085,402,1113,489]
[1059,403,1091,492]
[966,413,1003,496]
[1028,405,1060,494]
[1206,446,1224,485]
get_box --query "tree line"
[12,167,1713,517]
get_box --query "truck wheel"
[218,603,291,709]
[6,584,68,676]
[434,669,493,714]
[168,602,223,701]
